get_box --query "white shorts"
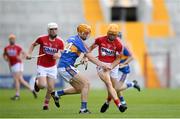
[36,65,57,79]
[57,65,79,82]
[10,63,23,73]
[96,62,119,79]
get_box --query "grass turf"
[0,88,180,118]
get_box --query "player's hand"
[53,53,60,59]
[3,55,9,62]
[80,57,88,65]
[26,55,32,60]
[17,56,23,61]
[79,56,88,70]
[102,64,112,71]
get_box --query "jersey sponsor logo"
[43,46,58,55]
[7,49,17,56]
[101,47,115,56]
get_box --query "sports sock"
[106,96,112,104]
[81,102,87,110]
[44,98,49,106]
[119,96,126,104]
[16,92,20,96]
[114,99,121,107]
[126,82,134,88]
[57,90,65,96]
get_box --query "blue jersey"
[57,35,88,68]
[119,47,131,74]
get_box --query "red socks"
[114,99,121,107]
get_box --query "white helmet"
[47,22,58,29]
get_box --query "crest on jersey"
[43,46,58,55]
[101,47,116,56]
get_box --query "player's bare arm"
[26,42,39,60]
[3,52,9,62]
[80,43,98,64]
[85,52,111,70]
[53,52,60,59]
[88,43,98,52]
[17,50,27,61]
[119,56,133,68]
[110,55,122,69]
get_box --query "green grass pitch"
[0,88,180,118]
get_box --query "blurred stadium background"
[0,0,180,89]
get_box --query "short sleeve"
[34,37,42,45]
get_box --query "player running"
[50,24,111,114]
[87,24,129,113]
[26,22,64,110]
[3,34,37,100]
[100,41,141,113]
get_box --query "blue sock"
[57,90,65,96]
[126,82,133,88]
[119,96,124,102]
[81,102,87,109]
[119,96,126,104]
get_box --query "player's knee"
[73,85,82,93]
[13,74,20,80]
[77,81,89,92]
[19,77,26,83]
[38,83,46,89]
[76,88,82,93]
[114,86,120,91]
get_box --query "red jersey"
[4,44,22,66]
[94,36,123,63]
[34,35,64,67]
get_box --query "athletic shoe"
[32,90,37,98]
[122,103,128,109]
[133,80,141,92]
[119,104,127,112]
[43,105,49,110]
[121,100,127,105]
[10,95,20,100]
[51,91,60,108]
[100,102,109,113]
[79,109,91,114]
[34,80,40,92]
